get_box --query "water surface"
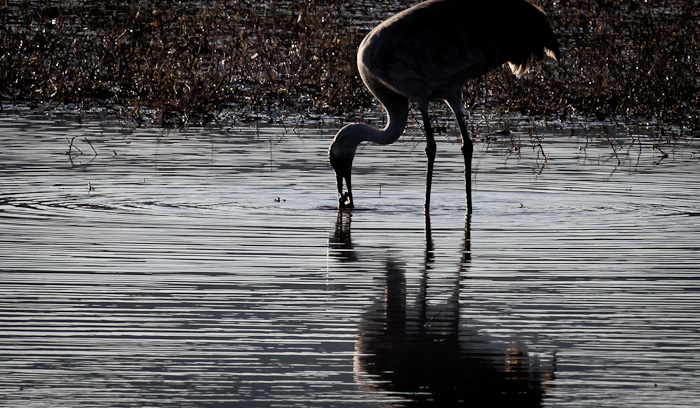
[1,115,699,407]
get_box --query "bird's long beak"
[330,150,354,209]
[336,171,354,209]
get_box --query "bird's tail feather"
[506,2,560,77]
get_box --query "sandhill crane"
[329,0,560,213]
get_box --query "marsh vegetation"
[1,0,697,129]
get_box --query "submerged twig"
[424,311,443,328]
[83,137,97,156]
[602,125,622,165]
[65,136,83,156]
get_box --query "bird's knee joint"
[461,144,473,156]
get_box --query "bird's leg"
[462,137,473,214]
[449,105,473,214]
[421,109,436,213]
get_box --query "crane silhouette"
[329,0,560,213]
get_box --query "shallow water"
[0,115,699,407]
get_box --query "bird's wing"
[359,0,559,100]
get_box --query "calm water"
[1,114,699,407]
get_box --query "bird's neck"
[360,97,409,146]
[330,95,409,159]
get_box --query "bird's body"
[329,0,560,213]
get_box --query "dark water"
[1,115,699,407]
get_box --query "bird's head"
[328,125,363,209]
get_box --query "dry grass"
[1,0,697,129]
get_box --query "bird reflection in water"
[330,213,555,406]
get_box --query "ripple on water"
[1,116,699,407]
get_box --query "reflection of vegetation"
[0,1,697,129]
